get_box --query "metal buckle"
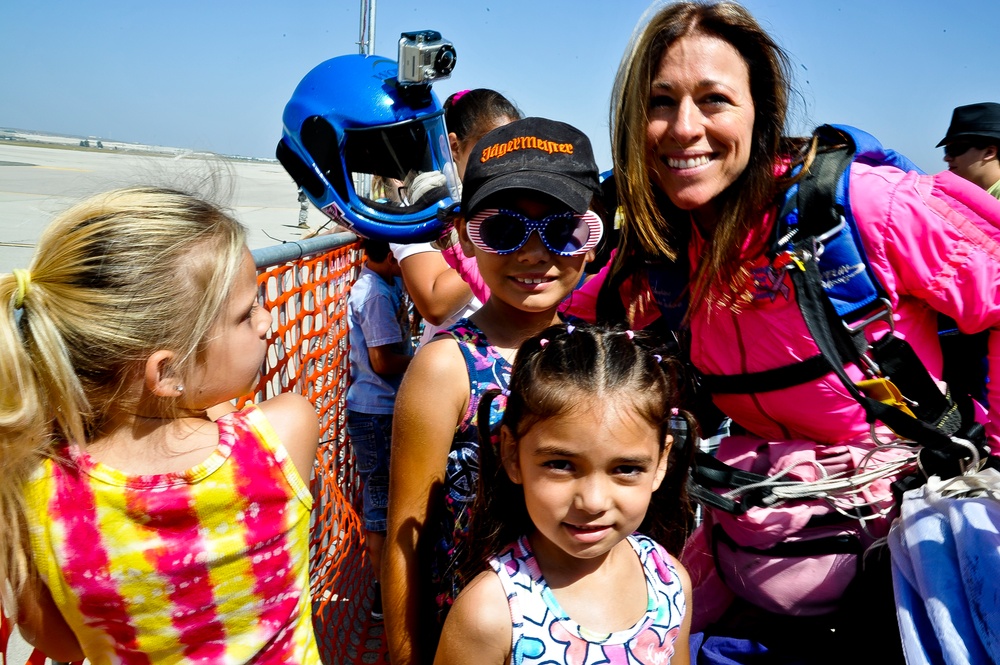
[844,297,895,336]
[816,215,848,245]
[843,297,894,377]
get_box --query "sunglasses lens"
[945,142,971,158]
[478,214,527,252]
[541,215,592,254]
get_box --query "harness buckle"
[858,353,882,378]
[844,298,894,378]
[843,297,894,336]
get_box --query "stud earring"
[175,385,185,394]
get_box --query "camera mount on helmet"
[395,30,456,108]
[397,30,456,86]
[276,39,460,243]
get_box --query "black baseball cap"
[462,117,601,216]
[936,102,1000,147]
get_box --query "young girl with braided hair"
[435,322,694,665]
[0,187,321,663]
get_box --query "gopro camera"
[397,30,456,86]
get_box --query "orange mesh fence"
[0,235,382,665]
[241,236,387,665]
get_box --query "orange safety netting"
[241,241,387,665]
[1,240,386,665]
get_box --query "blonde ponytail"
[0,186,247,594]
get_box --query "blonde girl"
[1,187,321,663]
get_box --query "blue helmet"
[277,54,459,242]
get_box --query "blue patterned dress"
[428,319,511,618]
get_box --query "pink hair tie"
[451,89,471,103]
[670,408,679,416]
[625,330,635,340]
[539,338,549,348]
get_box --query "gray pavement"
[0,142,334,274]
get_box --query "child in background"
[1,187,321,663]
[443,89,523,181]
[383,117,605,665]
[435,323,694,665]
[345,238,413,620]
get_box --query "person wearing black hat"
[383,117,604,665]
[937,102,1000,199]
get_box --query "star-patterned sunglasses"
[466,208,603,256]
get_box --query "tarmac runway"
[0,142,333,274]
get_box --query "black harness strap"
[789,259,958,451]
[700,127,968,452]
[688,128,985,516]
[694,135,872,398]
[698,354,831,394]
[690,450,769,489]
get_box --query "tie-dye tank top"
[429,319,511,618]
[24,405,320,664]
[491,534,686,665]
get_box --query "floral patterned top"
[429,319,511,618]
[491,534,685,665]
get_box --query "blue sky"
[2,1,997,173]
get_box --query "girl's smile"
[509,272,558,289]
[563,522,614,544]
[458,196,594,315]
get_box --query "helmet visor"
[342,111,459,220]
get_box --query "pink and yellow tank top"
[24,405,320,664]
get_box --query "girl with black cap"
[382,117,604,665]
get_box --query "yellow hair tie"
[12,269,31,309]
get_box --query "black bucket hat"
[936,102,1000,147]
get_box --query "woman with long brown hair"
[585,2,1000,661]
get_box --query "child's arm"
[394,248,473,326]
[383,337,469,665]
[15,578,84,662]
[434,570,512,665]
[669,554,694,665]
[358,290,413,377]
[256,392,321,485]
[368,343,413,377]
